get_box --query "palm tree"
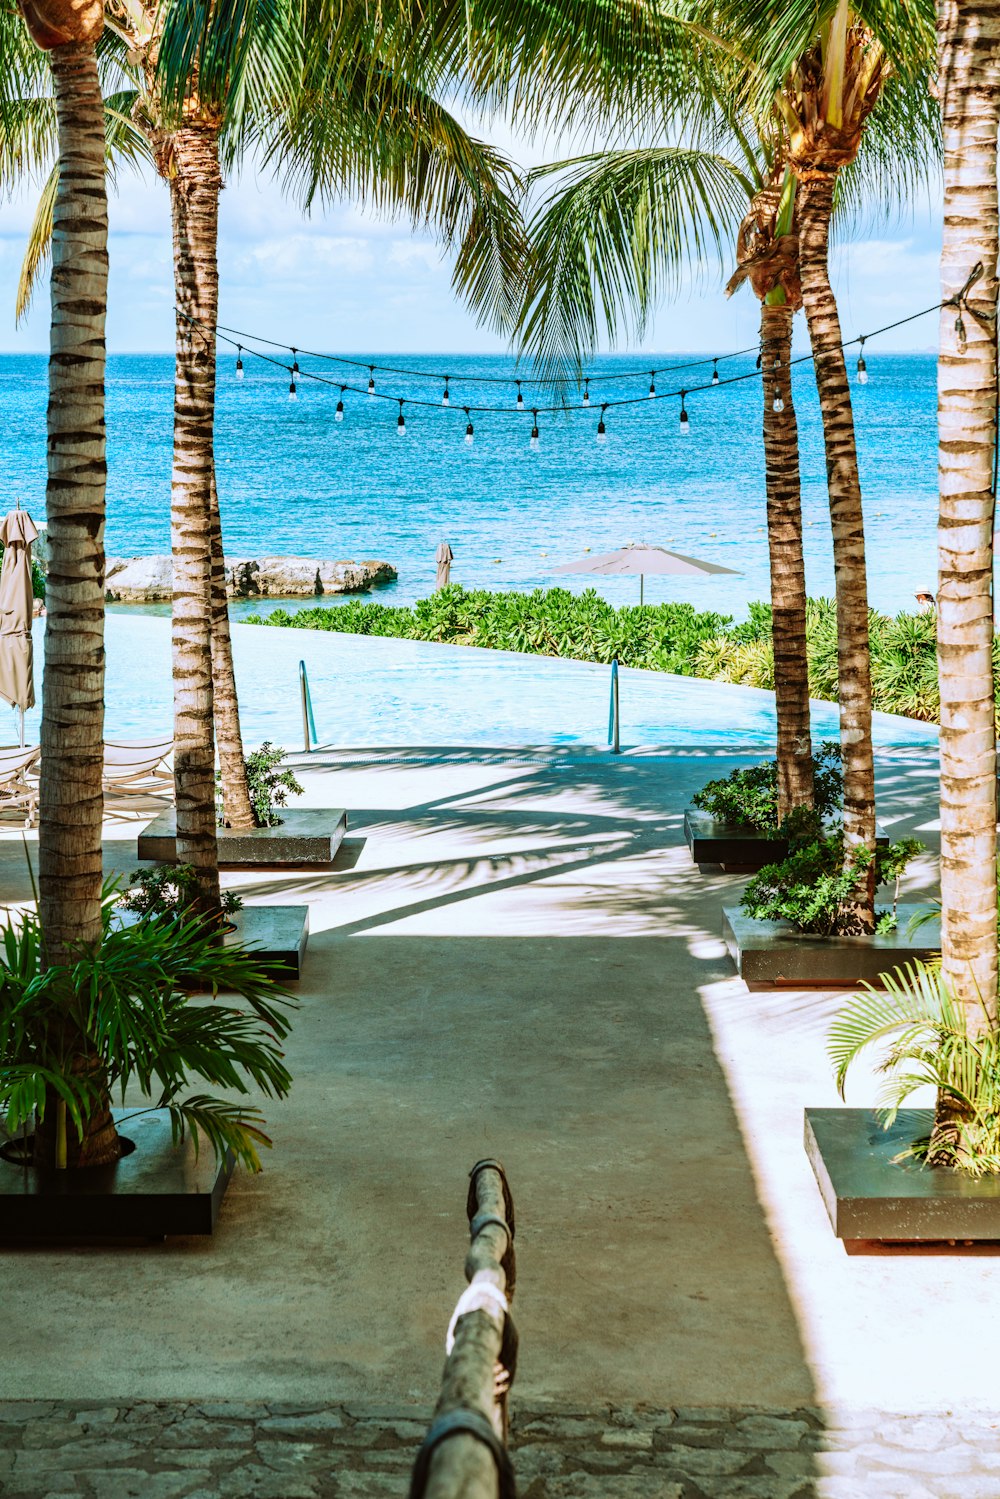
[724,0,937,928]
[935,0,1000,1024]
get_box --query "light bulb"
[711,361,719,385]
[772,390,784,413]
[596,415,607,444]
[335,393,345,422]
[583,381,590,406]
[442,380,450,405]
[530,414,540,450]
[288,377,297,402]
[516,382,524,412]
[397,402,406,435]
[857,354,868,384]
[235,349,244,381]
[465,420,474,445]
[648,372,656,398]
[291,349,299,375]
[679,396,689,434]
[368,368,375,396]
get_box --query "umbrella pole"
[18,707,24,750]
[640,574,644,607]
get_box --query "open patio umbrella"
[0,507,38,746]
[552,542,739,604]
[435,540,454,591]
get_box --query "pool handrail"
[299,660,319,752]
[608,656,621,755]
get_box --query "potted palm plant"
[806,960,1000,1242]
[0,886,294,1239]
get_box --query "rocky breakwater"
[104,555,397,604]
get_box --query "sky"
[0,120,942,357]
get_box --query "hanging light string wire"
[181,299,944,419]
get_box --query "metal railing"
[299,660,319,753]
[409,1160,518,1499]
[608,656,621,755]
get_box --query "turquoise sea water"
[1,348,938,618]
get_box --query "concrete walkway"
[1,743,997,1494]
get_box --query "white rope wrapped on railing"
[409,1159,518,1499]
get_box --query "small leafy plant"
[0,885,293,1172]
[119,864,243,920]
[693,742,843,836]
[830,961,1000,1175]
[219,743,304,829]
[741,834,924,936]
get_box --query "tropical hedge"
[246,586,963,726]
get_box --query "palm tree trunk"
[36,41,120,1169]
[210,469,256,829]
[39,42,108,962]
[936,0,1000,1020]
[760,298,813,820]
[168,122,222,905]
[797,171,876,929]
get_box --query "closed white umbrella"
[435,540,454,591]
[0,507,38,746]
[552,542,739,604]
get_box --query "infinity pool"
[11,614,938,751]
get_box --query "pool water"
[10,615,938,751]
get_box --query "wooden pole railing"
[409,1160,518,1499]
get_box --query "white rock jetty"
[104,555,397,604]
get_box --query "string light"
[235,346,244,381]
[772,386,784,413]
[583,379,590,406]
[290,348,300,375]
[756,349,763,370]
[856,336,869,384]
[516,380,525,411]
[335,387,345,422]
[597,404,608,444]
[442,377,450,405]
[530,410,540,450]
[397,399,406,435]
[679,391,689,434]
[712,360,719,385]
[648,371,656,398]
[288,370,297,401]
[464,408,474,445]
[368,366,375,396]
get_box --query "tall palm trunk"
[797,172,876,928]
[936,0,1000,1020]
[760,298,813,820]
[168,122,224,904]
[36,39,119,1168]
[210,469,255,829]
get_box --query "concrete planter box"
[685,807,888,873]
[806,1108,1000,1243]
[722,904,940,987]
[138,808,347,867]
[119,904,310,981]
[0,1109,232,1241]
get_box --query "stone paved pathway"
[2,1401,999,1499]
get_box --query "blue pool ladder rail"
[299,659,319,752]
[608,657,621,755]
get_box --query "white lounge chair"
[0,744,40,827]
[102,739,173,799]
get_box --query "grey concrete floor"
[2,744,984,1423]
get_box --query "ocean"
[0,347,940,619]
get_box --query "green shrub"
[216,742,304,829]
[740,833,924,936]
[120,863,243,920]
[692,742,843,835]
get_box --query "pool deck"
[3,742,998,1496]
